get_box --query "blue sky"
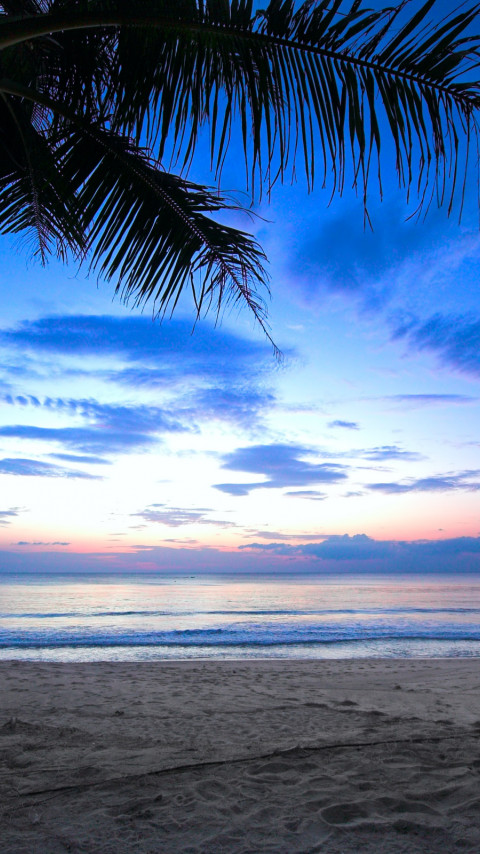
[1,0,480,576]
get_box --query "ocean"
[1,573,479,661]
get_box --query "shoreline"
[2,647,480,662]
[0,654,480,664]
[2,659,480,852]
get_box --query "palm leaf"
[0,93,85,260]
[65,131,272,334]
[1,1,479,206]
[0,76,274,344]
[108,0,480,207]
[0,0,479,339]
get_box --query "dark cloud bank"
[1,534,479,576]
[239,534,480,574]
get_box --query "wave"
[3,606,480,620]
[2,624,480,648]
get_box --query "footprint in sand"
[321,801,369,826]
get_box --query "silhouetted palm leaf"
[0,0,479,335]
[64,130,272,336]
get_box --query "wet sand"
[1,658,480,853]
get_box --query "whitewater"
[1,573,479,661]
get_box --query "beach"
[1,659,480,853]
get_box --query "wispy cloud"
[180,386,276,429]
[247,530,330,541]
[360,445,423,462]
[384,394,478,407]
[0,315,275,379]
[0,424,160,455]
[286,197,480,321]
[133,504,236,528]
[369,470,480,494]
[15,541,70,546]
[0,316,281,433]
[261,441,422,464]
[0,507,22,526]
[284,490,327,500]
[392,313,480,378]
[328,420,359,430]
[0,397,188,455]
[0,458,101,479]
[49,453,111,465]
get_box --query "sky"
[1,1,480,577]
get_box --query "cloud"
[328,420,359,430]
[181,386,276,428]
[4,395,184,431]
[214,442,421,496]
[214,482,265,496]
[1,534,480,576]
[0,458,100,479]
[240,533,394,559]
[284,490,327,500]
[50,453,111,465]
[369,470,480,494]
[360,445,423,462]
[0,507,21,526]
[15,541,70,546]
[134,504,236,528]
[285,199,460,306]
[0,316,282,433]
[247,530,330,541]
[285,197,480,323]
[392,313,480,378]
[0,424,160,455]
[385,394,478,407]
[0,315,274,379]
[0,397,187,455]
[214,443,348,495]
[288,203,411,295]
[2,394,41,408]
[240,533,480,565]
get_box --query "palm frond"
[0,0,479,341]
[108,0,480,208]
[63,130,272,333]
[0,75,273,339]
[0,93,85,260]
[1,1,479,208]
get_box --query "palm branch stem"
[0,7,478,113]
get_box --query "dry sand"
[1,659,480,853]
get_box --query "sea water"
[1,573,479,661]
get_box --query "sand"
[1,659,480,853]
